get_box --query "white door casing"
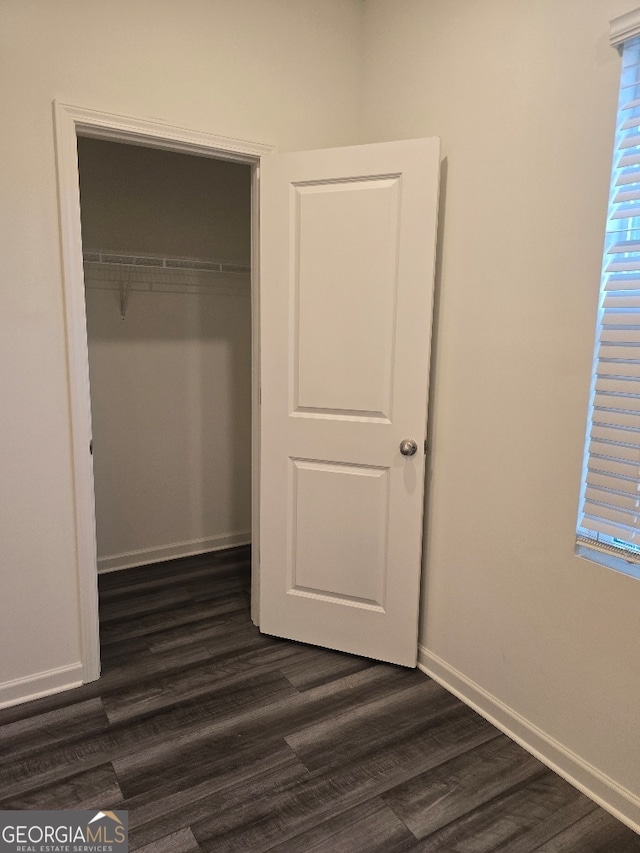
[259,138,441,667]
[53,102,272,683]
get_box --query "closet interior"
[77,137,252,573]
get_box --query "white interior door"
[259,138,440,667]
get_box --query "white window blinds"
[578,34,640,561]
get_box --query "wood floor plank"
[0,683,99,726]
[144,607,250,653]
[121,744,308,831]
[382,735,546,839]
[174,621,274,665]
[99,558,249,601]
[530,807,640,852]
[0,641,215,727]
[98,558,247,595]
[190,705,499,853]
[0,669,295,801]
[279,645,376,690]
[132,826,202,853]
[198,634,330,679]
[188,580,250,604]
[284,677,461,771]
[83,642,217,708]
[99,594,250,646]
[408,769,608,852]
[97,548,249,592]
[0,762,122,810]
[178,569,250,599]
[111,665,427,799]
[100,634,151,663]
[0,697,109,762]
[126,745,310,850]
[102,650,294,726]
[266,796,416,853]
[117,728,305,804]
[99,586,199,624]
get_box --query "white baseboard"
[0,663,83,710]
[97,531,251,573]
[417,646,640,834]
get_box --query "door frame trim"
[53,101,274,681]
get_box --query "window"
[577,28,640,579]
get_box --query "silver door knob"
[400,438,418,457]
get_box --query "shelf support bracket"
[118,263,132,319]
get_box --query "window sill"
[575,543,640,580]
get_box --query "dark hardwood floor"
[0,547,638,851]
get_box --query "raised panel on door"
[260,138,440,667]
[293,176,400,420]
[290,459,390,608]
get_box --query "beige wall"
[86,288,252,568]
[78,138,251,263]
[361,0,640,813]
[0,0,363,696]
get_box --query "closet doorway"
[55,103,272,682]
[78,139,253,578]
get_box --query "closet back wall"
[78,139,252,570]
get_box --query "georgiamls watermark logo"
[0,809,128,852]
